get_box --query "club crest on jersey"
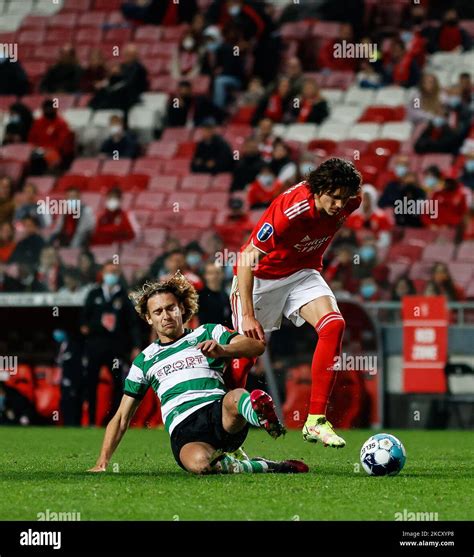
[257,222,274,242]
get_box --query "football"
[360,433,406,477]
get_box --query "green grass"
[0,427,472,521]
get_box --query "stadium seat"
[134,25,162,43]
[104,27,132,43]
[162,159,192,176]
[148,175,180,193]
[344,86,376,107]
[101,159,133,176]
[62,0,91,11]
[176,141,196,158]
[456,242,474,263]
[210,173,232,192]
[0,160,24,184]
[149,210,183,228]
[81,192,102,213]
[59,247,82,267]
[161,25,186,42]
[17,29,45,45]
[380,122,413,141]
[180,174,211,192]
[280,20,312,41]
[166,192,198,211]
[334,139,368,158]
[55,174,89,192]
[141,92,169,114]
[142,228,167,248]
[6,0,34,14]
[28,176,55,195]
[132,157,163,176]
[198,192,229,211]
[132,209,153,228]
[307,139,337,155]
[0,143,34,163]
[20,15,48,30]
[320,88,344,105]
[69,158,101,176]
[76,28,103,43]
[408,261,434,282]
[134,192,166,211]
[182,210,215,229]
[146,140,178,159]
[63,108,92,131]
[374,86,407,106]
[422,243,456,264]
[418,154,453,173]
[48,13,78,28]
[87,175,120,192]
[91,110,124,128]
[331,105,364,125]
[286,123,318,143]
[230,105,255,124]
[448,263,473,289]
[161,128,193,143]
[324,71,354,89]
[387,243,424,263]
[386,261,409,283]
[403,228,439,247]
[318,121,350,141]
[359,106,406,123]
[116,174,149,191]
[348,123,381,141]
[367,139,400,157]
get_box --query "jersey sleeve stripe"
[250,240,269,254]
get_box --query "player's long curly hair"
[129,271,199,323]
[306,157,362,198]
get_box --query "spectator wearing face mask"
[421,165,444,194]
[171,31,201,80]
[247,164,283,209]
[422,172,469,230]
[91,187,137,246]
[346,184,393,247]
[198,262,232,327]
[358,277,383,302]
[3,102,33,145]
[28,99,75,172]
[50,187,95,248]
[99,115,140,159]
[414,107,462,154]
[184,241,205,275]
[378,155,412,208]
[81,261,141,426]
[158,249,203,291]
[353,241,379,281]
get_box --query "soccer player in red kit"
[230,158,362,448]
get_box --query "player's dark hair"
[129,271,199,323]
[306,157,362,198]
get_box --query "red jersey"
[238,181,361,280]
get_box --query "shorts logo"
[256,222,274,242]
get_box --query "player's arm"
[236,242,266,342]
[198,332,265,359]
[88,394,141,472]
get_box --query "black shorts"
[170,397,249,470]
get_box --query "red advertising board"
[402,296,448,393]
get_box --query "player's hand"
[87,463,107,472]
[242,315,265,343]
[197,340,226,358]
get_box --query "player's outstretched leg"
[232,388,286,439]
[210,450,308,475]
[301,310,346,448]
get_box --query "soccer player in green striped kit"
[89,272,308,475]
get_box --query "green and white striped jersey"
[124,323,238,435]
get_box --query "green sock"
[215,455,268,474]
[237,392,261,427]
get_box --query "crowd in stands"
[0,0,473,310]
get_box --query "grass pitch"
[0,427,472,521]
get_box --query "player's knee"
[186,453,212,475]
[229,388,247,407]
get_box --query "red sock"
[225,357,256,390]
[309,312,345,415]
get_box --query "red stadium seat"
[150,210,183,228]
[70,158,102,176]
[0,95,17,111]
[28,176,55,195]
[359,106,406,123]
[17,30,46,45]
[55,174,89,192]
[88,175,120,192]
[230,105,256,125]
[20,16,47,30]
[150,76,177,93]
[106,10,126,25]
[182,210,215,228]
[448,262,473,289]
[198,192,229,210]
[22,62,48,84]
[134,192,166,210]
[48,13,78,28]
[180,174,211,192]
[93,0,122,8]
[402,227,438,247]
[210,173,232,192]
[367,139,400,157]
[418,154,453,173]
[132,209,152,228]
[162,159,192,176]
[456,242,474,263]
[142,228,167,248]
[161,25,186,42]
[101,159,133,176]
[62,0,91,11]
[132,157,164,176]
[386,261,409,283]
[422,243,456,264]
[334,139,368,158]
[104,28,132,43]
[59,247,82,266]
[78,12,107,27]
[166,192,197,211]
[176,141,196,158]
[134,26,162,43]
[44,29,75,45]
[116,174,149,191]
[146,140,178,159]
[161,128,193,143]
[76,28,103,44]
[142,58,168,76]
[308,139,337,155]
[324,71,354,89]
[280,21,311,41]
[0,161,24,184]
[0,143,34,163]
[148,175,180,193]
[387,243,423,263]
[81,192,102,212]
[408,261,434,282]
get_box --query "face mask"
[110,125,122,136]
[206,41,219,52]
[8,114,20,124]
[182,37,195,50]
[360,283,376,299]
[103,273,119,287]
[257,174,273,187]
[300,163,314,175]
[229,5,241,16]
[186,253,202,267]
[67,199,80,211]
[446,95,461,108]
[360,245,376,262]
[424,176,437,188]
[432,116,445,128]
[106,198,120,211]
[53,329,67,343]
[400,31,413,44]
[465,160,474,172]
[394,164,408,178]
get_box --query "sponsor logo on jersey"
[294,235,331,253]
[257,222,274,242]
[155,355,206,378]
